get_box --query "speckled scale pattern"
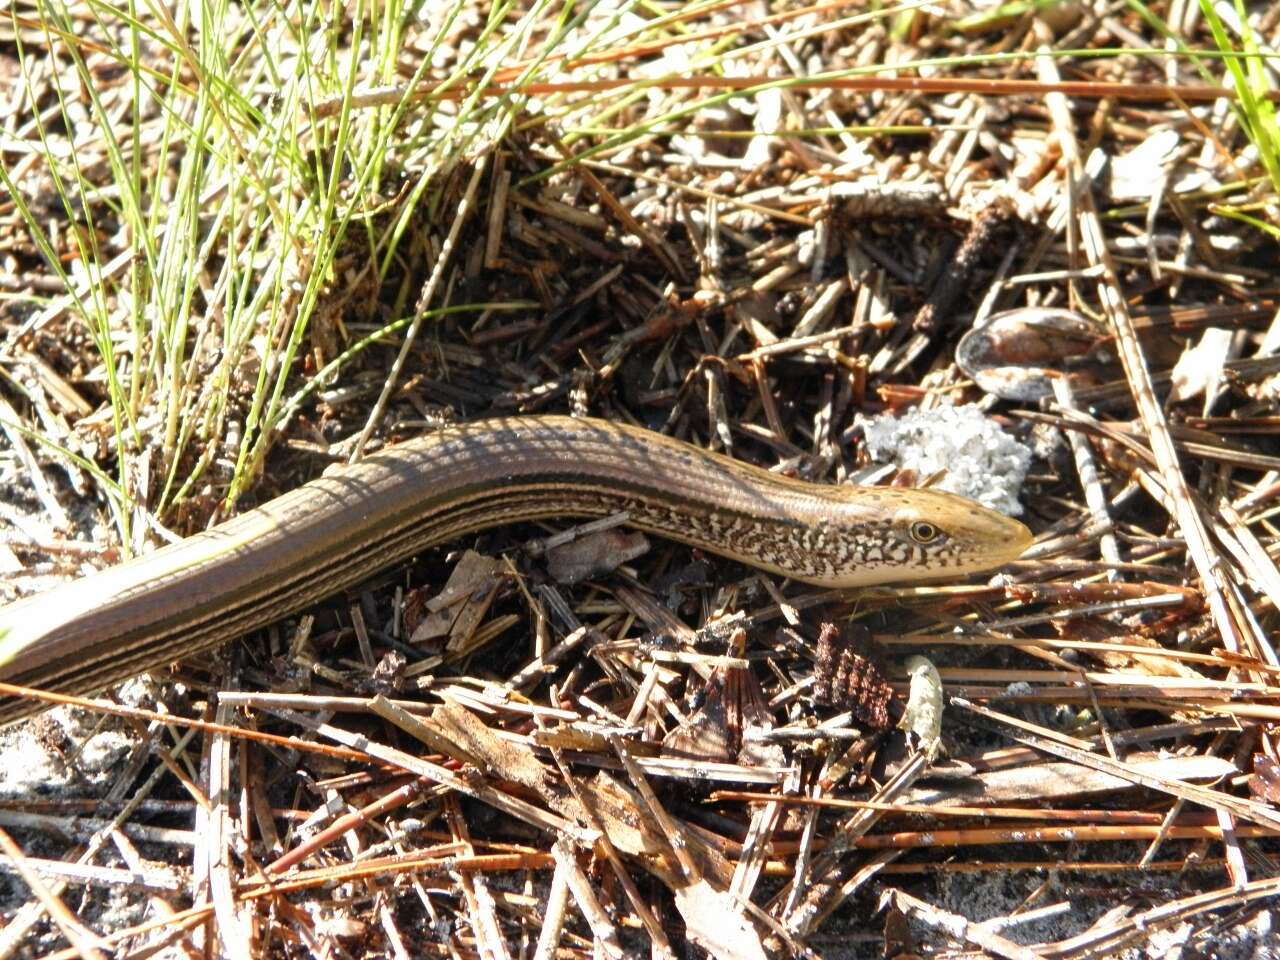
[0,415,1032,725]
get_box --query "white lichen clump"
[860,405,1031,516]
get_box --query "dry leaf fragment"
[432,700,555,790]
[407,550,506,649]
[1248,756,1280,804]
[546,528,649,584]
[955,306,1102,401]
[673,880,768,960]
[1104,129,1181,200]
[1169,327,1235,405]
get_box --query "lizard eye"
[909,520,941,544]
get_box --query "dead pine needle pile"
[1,0,1279,957]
